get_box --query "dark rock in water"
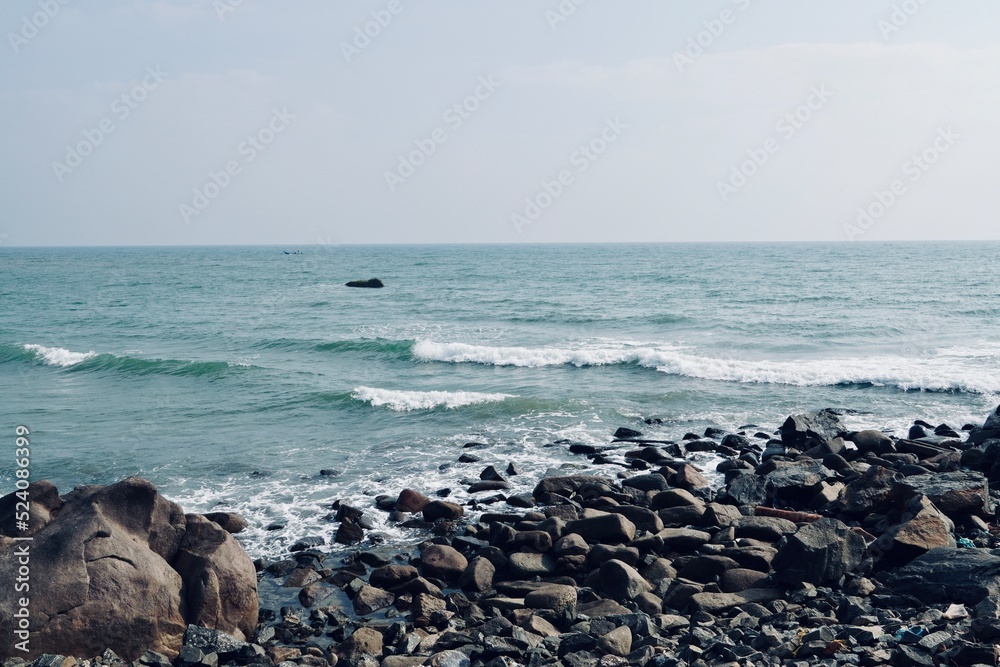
[0,477,257,661]
[468,480,510,493]
[458,453,481,463]
[423,500,464,521]
[396,488,431,513]
[614,427,643,439]
[480,465,507,481]
[290,536,325,552]
[704,427,729,439]
[720,433,751,450]
[909,424,929,440]
[886,547,1000,605]
[319,468,341,476]
[844,430,894,455]
[336,520,364,544]
[772,518,866,586]
[936,423,961,438]
[353,584,395,615]
[894,471,992,518]
[779,408,846,449]
[985,405,1000,431]
[345,278,384,288]
[533,475,620,500]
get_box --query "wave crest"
[352,386,515,411]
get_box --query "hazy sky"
[2,1,999,246]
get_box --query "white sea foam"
[352,386,516,411]
[413,340,1000,394]
[23,344,97,367]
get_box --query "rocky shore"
[6,405,1000,667]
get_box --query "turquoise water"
[1,243,998,556]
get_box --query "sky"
[1,1,999,246]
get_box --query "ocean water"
[1,242,998,557]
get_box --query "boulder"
[459,556,495,593]
[840,466,900,516]
[201,512,248,535]
[732,516,797,542]
[339,627,384,660]
[844,430,895,455]
[886,548,1000,605]
[420,544,468,581]
[396,489,430,513]
[370,564,418,589]
[599,560,652,601]
[423,501,464,522]
[614,427,643,439]
[779,409,846,449]
[878,496,955,563]
[0,477,257,660]
[565,514,636,544]
[533,476,620,500]
[345,278,384,288]
[772,518,866,586]
[894,471,992,518]
[353,585,395,615]
[725,474,768,507]
[524,584,577,613]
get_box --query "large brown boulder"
[0,477,257,661]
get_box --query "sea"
[1,242,998,558]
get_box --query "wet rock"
[879,495,956,563]
[369,564,418,589]
[396,489,431,513]
[689,588,783,614]
[779,409,846,449]
[621,474,669,492]
[673,464,710,490]
[468,481,510,493]
[338,627,383,660]
[772,518,866,586]
[423,501,464,522]
[614,427,643,439]
[345,278,384,288]
[353,585,395,615]
[336,520,364,545]
[533,476,619,500]
[607,506,662,534]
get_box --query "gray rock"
[779,409,846,449]
[459,556,495,593]
[599,560,652,601]
[508,552,556,577]
[772,518,866,586]
[565,514,636,544]
[524,584,577,613]
[352,585,394,615]
[887,547,1000,605]
[894,471,992,518]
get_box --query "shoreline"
[4,405,1000,666]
